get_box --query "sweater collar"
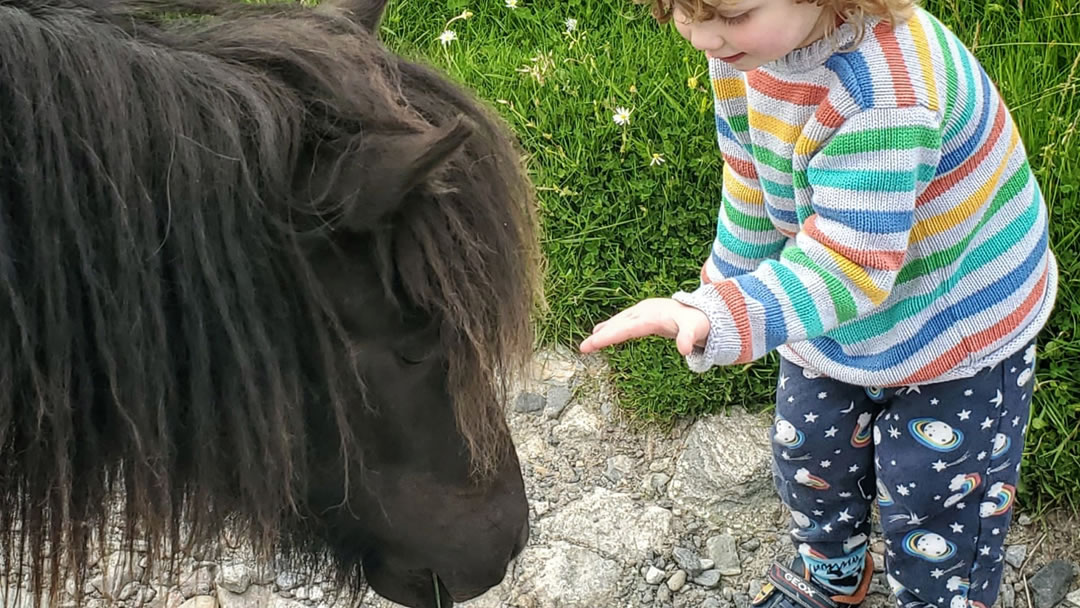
[757,16,881,75]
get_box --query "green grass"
[381,0,1080,511]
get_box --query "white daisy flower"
[438,30,457,46]
[649,153,665,166]
[565,17,578,32]
[612,106,631,126]
[505,0,519,7]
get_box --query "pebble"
[741,538,761,553]
[700,558,715,570]
[179,597,218,608]
[657,585,672,603]
[1029,560,1075,608]
[1019,513,1033,526]
[1001,582,1016,608]
[604,455,634,483]
[747,579,763,599]
[513,392,545,413]
[644,473,670,496]
[871,552,885,572]
[645,566,666,585]
[1005,544,1028,569]
[693,569,722,589]
[673,547,703,577]
[667,570,687,592]
[1065,588,1080,608]
[544,385,572,419]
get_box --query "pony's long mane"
[0,0,539,601]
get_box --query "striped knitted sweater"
[672,8,1058,387]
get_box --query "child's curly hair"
[645,0,917,45]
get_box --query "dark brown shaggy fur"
[0,0,540,602]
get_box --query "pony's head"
[0,0,540,605]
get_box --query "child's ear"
[294,116,474,233]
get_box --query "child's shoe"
[750,554,873,608]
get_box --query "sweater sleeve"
[673,107,943,372]
[703,69,787,283]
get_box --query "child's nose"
[689,25,725,53]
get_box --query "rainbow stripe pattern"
[674,8,1057,387]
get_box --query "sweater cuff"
[672,285,742,373]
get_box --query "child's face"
[672,0,832,71]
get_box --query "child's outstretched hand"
[579,298,710,356]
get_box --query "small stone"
[644,473,670,496]
[1018,513,1033,526]
[869,572,891,597]
[275,572,300,591]
[657,585,672,603]
[1064,588,1080,608]
[179,597,218,608]
[1001,583,1016,608]
[645,566,666,585]
[649,461,668,473]
[1005,545,1028,569]
[667,570,687,592]
[544,386,572,419]
[741,538,761,552]
[693,569,722,589]
[179,570,214,598]
[702,599,723,608]
[734,592,752,608]
[1029,560,1075,608]
[216,564,252,595]
[673,547,703,577]
[604,455,635,483]
[700,559,715,570]
[871,552,885,572]
[708,534,741,576]
[748,579,763,599]
[533,500,549,517]
[1006,566,1018,584]
[118,582,139,601]
[513,392,545,413]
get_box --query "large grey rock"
[669,411,775,528]
[707,534,742,576]
[511,541,622,607]
[1029,560,1075,608]
[545,488,673,557]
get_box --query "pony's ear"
[320,0,390,31]
[296,116,474,233]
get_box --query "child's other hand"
[579,298,710,356]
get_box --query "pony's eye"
[394,323,441,365]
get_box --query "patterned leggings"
[771,341,1036,608]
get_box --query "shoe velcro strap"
[766,563,839,608]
